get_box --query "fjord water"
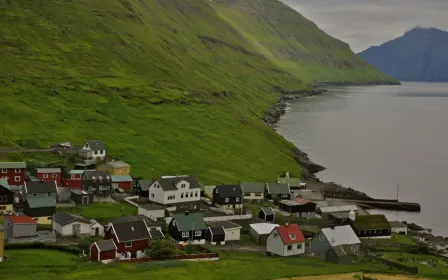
[277,82,448,236]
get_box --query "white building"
[52,213,104,237]
[266,224,305,257]
[79,140,106,160]
[207,220,242,241]
[137,204,166,220]
[389,221,408,235]
[249,223,279,245]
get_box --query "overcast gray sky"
[281,0,448,52]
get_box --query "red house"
[63,170,86,188]
[36,168,62,187]
[0,162,26,186]
[111,175,133,191]
[106,219,150,260]
[90,239,117,263]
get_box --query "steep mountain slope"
[0,0,392,183]
[359,27,448,82]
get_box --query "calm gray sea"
[277,82,448,237]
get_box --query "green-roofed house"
[241,182,265,202]
[22,181,57,225]
[168,212,207,244]
[277,172,306,191]
[266,183,291,200]
[350,214,391,239]
[0,177,14,213]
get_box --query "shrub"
[145,239,176,259]
[5,242,82,255]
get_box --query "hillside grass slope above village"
[0,0,396,184]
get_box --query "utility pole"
[396,184,400,201]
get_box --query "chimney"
[185,211,189,216]
[285,223,289,227]
[131,226,134,231]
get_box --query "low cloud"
[281,0,448,52]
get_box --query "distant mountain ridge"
[359,27,448,82]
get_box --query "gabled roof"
[111,175,132,182]
[137,180,152,191]
[207,220,242,230]
[277,177,301,187]
[209,226,225,236]
[109,215,159,227]
[53,213,91,226]
[83,140,105,151]
[240,182,265,193]
[111,220,150,242]
[250,223,279,235]
[6,215,36,224]
[275,224,305,244]
[331,244,353,257]
[149,229,165,239]
[172,212,206,232]
[103,161,129,168]
[153,176,201,191]
[0,162,26,169]
[266,183,290,194]
[352,214,391,231]
[26,196,56,208]
[214,185,243,198]
[94,239,117,252]
[0,177,11,192]
[321,225,361,247]
[83,170,111,181]
[36,168,61,173]
[259,206,275,216]
[389,221,407,228]
[24,181,57,194]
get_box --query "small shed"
[111,175,133,191]
[3,215,37,239]
[325,244,354,264]
[258,207,275,222]
[389,221,408,235]
[278,198,316,215]
[90,239,117,264]
[206,226,226,245]
[71,189,94,205]
[137,204,166,220]
[249,223,279,245]
[207,220,242,241]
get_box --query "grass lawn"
[389,234,417,246]
[382,252,448,278]
[57,203,137,223]
[0,249,400,280]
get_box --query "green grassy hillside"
[0,0,393,184]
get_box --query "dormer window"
[181,184,186,188]
[288,233,296,240]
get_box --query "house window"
[47,192,52,196]
[32,193,38,197]
[181,184,186,188]
[190,192,193,197]
[151,193,155,198]
[71,175,76,179]
[282,194,288,198]
[195,192,198,197]
[225,198,229,203]
[94,150,98,155]
[236,197,240,202]
[0,206,5,210]
[287,245,292,251]
[195,230,201,237]
[244,192,250,196]
[185,193,189,198]
[15,169,21,173]
[15,176,20,182]
[297,244,301,250]
[52,174,57,178]
[182,231,189,238]
[273,232,279,238]
[125,241,132,247]
[43,174,48,178]
[47,216,52,220]
[181,193,184,198]
[255,193,262,197]
[1,169,7,173]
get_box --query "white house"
[267,224,306,257]
[79,140,106,160]
[207,220,242,241]
[147,175,202,210]
[249,223,279,245]
[389,221,408,235]
[137,204,166,220]
[52,213,104,237]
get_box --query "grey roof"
[321,225,361,247]
[137,180,152,191]
[103,161,129,168]
[36,168,61,173]
[111,175,132,182]
[53,213,91,226]
[83,170,111,181]
[259,206,275,216]
[149,229,165,239]
[71,189,94,195]
[26,196,56,208]
[389,221,407,228]
[24,181,57,194]
[95,239,116,252]
[138,203,165,210]
[207,220,242,230]
[296,190,325,201]
[209,226,225,236]
[0,162,26,169]
[266,183,290,194]
[241,182,265,193]
[215,185,243,197]
[153,176,201,191]
[84,140,105,151]
[172,212,206,231]
[111,220,150,242]
[331,244,353,257]
[329,212,351,219]
[109,215,159,227]
[69,169,91,175]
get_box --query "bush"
[133,260,185,269]
[4,242,82,255]
[145,239,176,259]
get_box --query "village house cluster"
[0,140,410,264]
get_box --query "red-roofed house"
[3,215,38,239]
[266,224,305,256]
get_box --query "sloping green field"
[0,0,395,184]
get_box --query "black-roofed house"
[52,213,104,237]
[241,182,265,202]
[79,140,106,161]
[135,180,152,198]
[207,220,242,241]
[22,181,58,224]
[90,239,117,263]
[213,185,243,210]
[265,183,291,200]
[258,206,275,222]
[108,215,162,233]
[147,175,202,211]
[106,219,151,260]
[168,211,207,244]
[206,226,226,245]
[70,189,94,205]
[81,170,112,197]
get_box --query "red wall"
[62,179,82,188]
[37,172,61,187]
[90,244,99,261]
[90,244,116,261]
[0,168,25,186]
[112,235,149,252]
[117,181,132,190]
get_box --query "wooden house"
[97,161,130,175]
[70,189,94,205]
[22,181,57,224]
[111,175,133,191]
[168,211,207,244]
[106,219,151,260]
[0,162,26,187]
[278,198,316,216]
[350,214,391,239]
[79,140,106,161]
[52,213,104,237]
[266,224,305,257]
[207,220,242,241]
[205,226,226,245]
[81,170,112,197]
[90,239,117,264]
[389,221,408,235]
[36,168,62,187]
[325,244,354,264]
[265,183,290,200]
[240,182,265,202]
[249,223,279,245]
[212,185,243,209]
[3,215,37,239]
[310,225,361,257]
[257,207,275,222]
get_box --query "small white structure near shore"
[389,221,408,235]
